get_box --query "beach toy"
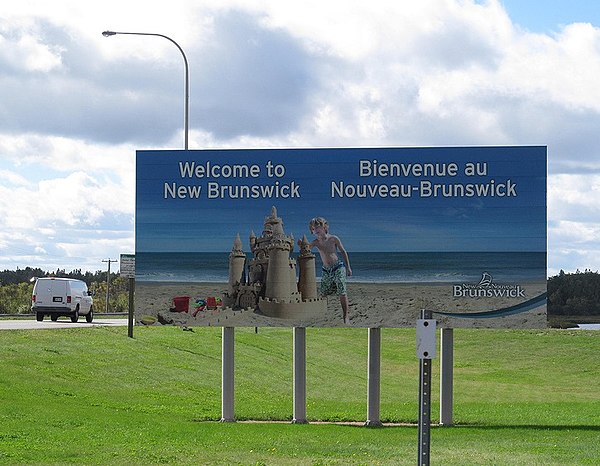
[192,299,207,317]
[192,297,222,317]
[206,296,222,309]
[171,296,190,312]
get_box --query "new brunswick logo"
[453,272,526,298]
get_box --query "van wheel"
[71,309,80,323]
[36,312,44,322]
[51,315,59,322]
[86,307,94,323]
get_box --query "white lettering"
[331,181,412,198]
[359,160,459,177]
[164,182,202,199]
[420,180,517,198]
[206,181,301,199]
[178,161,261,179]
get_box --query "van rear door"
[36,280,68,306]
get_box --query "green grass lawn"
[0,325,598,465]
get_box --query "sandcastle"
[223,206,327,319]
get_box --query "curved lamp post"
[102,30,189,150]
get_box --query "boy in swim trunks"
[304,217,352,324]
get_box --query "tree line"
[0,267,113,285]
[1,266,599,318]
[547,269,600,316]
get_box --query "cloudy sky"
[1,0,599,276]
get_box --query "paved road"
[0,318,128,330]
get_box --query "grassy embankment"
[0,325,598,465]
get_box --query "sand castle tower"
[224,206,327,320]
[263,208,299,301]
[227,234,245,294]
[297,235,318,299]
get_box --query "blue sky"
[1,0,599,276]
[501,0,600,33]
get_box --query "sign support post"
[440,327,454,426]
[293,327,308,423]
[221,326,235,422]
[366,327,383,427]
[127,278,135,338]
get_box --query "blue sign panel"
[135,147,547,328]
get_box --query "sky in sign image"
[136,147,546,255]
[0,0,598,276]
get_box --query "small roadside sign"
[120,254,135,279]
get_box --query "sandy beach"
[135,281,547,329]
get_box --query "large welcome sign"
[135,146,547,328]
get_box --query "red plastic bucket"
[172,296,190,312]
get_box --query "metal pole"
[127,277,135,338]
[418,310,433,466]
[102,31,189,149]
[102,259,117,313]
[366,327,383,427]
[221,326,235,422]
[106,260,110,313]
[439,327,454,426]
[292,327,308,424]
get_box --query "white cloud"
[0,19,64,73]
[0,169,30,186]
[497,23,600,112]
[548,222,600,275]
[547,174,600,274]
[0,170,129,229]
[549,174,600,220]
[0,154,134,271]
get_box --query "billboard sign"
[135,147,547,328]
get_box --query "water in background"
[136,251,546,284]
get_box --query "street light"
[102,30,190,149]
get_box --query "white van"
[32,278,94,323]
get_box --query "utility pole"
[102,259,118,313]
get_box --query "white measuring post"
[417,310,436,466]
